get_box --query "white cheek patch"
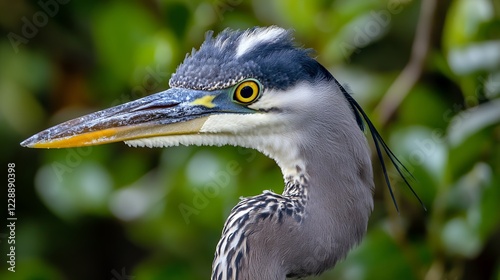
[249,82,328,113]
[199,114,287,134]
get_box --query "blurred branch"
[374,0,452,126]
[378,1,454,277]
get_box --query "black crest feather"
[336,80,426,212]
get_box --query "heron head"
[21,27,356,160]
[21,26,423,211]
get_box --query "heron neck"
[280,144,374,221]
[278,118,375,265]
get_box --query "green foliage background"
[1,0,500,279]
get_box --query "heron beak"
[21,88,250,149]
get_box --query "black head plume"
[337,80,426,212]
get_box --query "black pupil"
[240,86,254,99]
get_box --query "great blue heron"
[22,26,422,279]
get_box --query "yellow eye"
[233,80,261,104]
